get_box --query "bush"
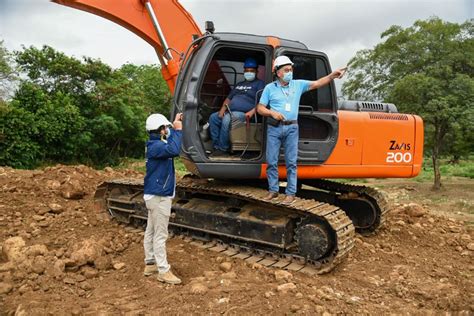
[0,45,171,168]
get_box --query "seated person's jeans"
[266,124,299,196]
[209,111,246,151]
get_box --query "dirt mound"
[0,165,473,314]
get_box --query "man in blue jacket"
[143,112,183,284]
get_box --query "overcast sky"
[0,0,472,84]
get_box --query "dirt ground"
[0,165,473,315]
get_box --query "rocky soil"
[0,165,472,315]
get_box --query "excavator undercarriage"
[95,176,389,274]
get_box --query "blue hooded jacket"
[143,129,183,196]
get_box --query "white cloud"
[1,0,471,72]
[1,0,157,67]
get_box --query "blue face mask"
[244,72,256,81]
[282,71,293,83]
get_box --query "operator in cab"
[209,57,265,157]
[143,112,183,285]
[257,56,346,205]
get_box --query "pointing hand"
[332,67,347,79]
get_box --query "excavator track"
[95,177,355,274]
[298,179,389,234]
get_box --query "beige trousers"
[144,196,172,273]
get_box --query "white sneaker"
[157,270,182,285]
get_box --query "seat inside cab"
[197,47,266,160]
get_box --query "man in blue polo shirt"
[209,57,265,156]
[257,55,346,204]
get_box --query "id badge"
[285,102,291,111]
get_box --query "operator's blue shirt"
[228,79,265,113]
[259,79,311,120]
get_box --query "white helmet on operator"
[146,114,172,132]
[273,55,294,71]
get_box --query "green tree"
[79,63,170,165]
[15,45,111,94]
[1,45,171,168]
[1,83,85,168]
[444,115,474,163]
[0,41,17,100]
[0,101,40,168]
[342,17,474,190]
[118,63,171,114]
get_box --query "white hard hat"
[273,56,293,70]
[146,113,172,131]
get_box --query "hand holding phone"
[173,113,183,130]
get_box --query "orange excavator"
[53,0,423,273]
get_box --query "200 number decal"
[386,152,412,163]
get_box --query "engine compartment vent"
[361,102,383,110]
[369,113,409,120]
[338,100,398,113]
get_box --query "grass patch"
[117,157,188,175]
[454,199,474,214]
[174,158,188,175]
[322,157,473,185]
[116,157,145,173]
[414,157,474,182]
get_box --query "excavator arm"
[52,0,202,93]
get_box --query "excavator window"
[286,54,334,112]
[274,50,337,157]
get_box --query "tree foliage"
[0,45,171,168]
[342,17,474,189]
[0,41,17,100]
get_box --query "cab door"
[275,48,339,164]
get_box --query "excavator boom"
[52,0,202,92]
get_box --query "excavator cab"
[174,35,341,178]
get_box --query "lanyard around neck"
[280,81,291,100]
